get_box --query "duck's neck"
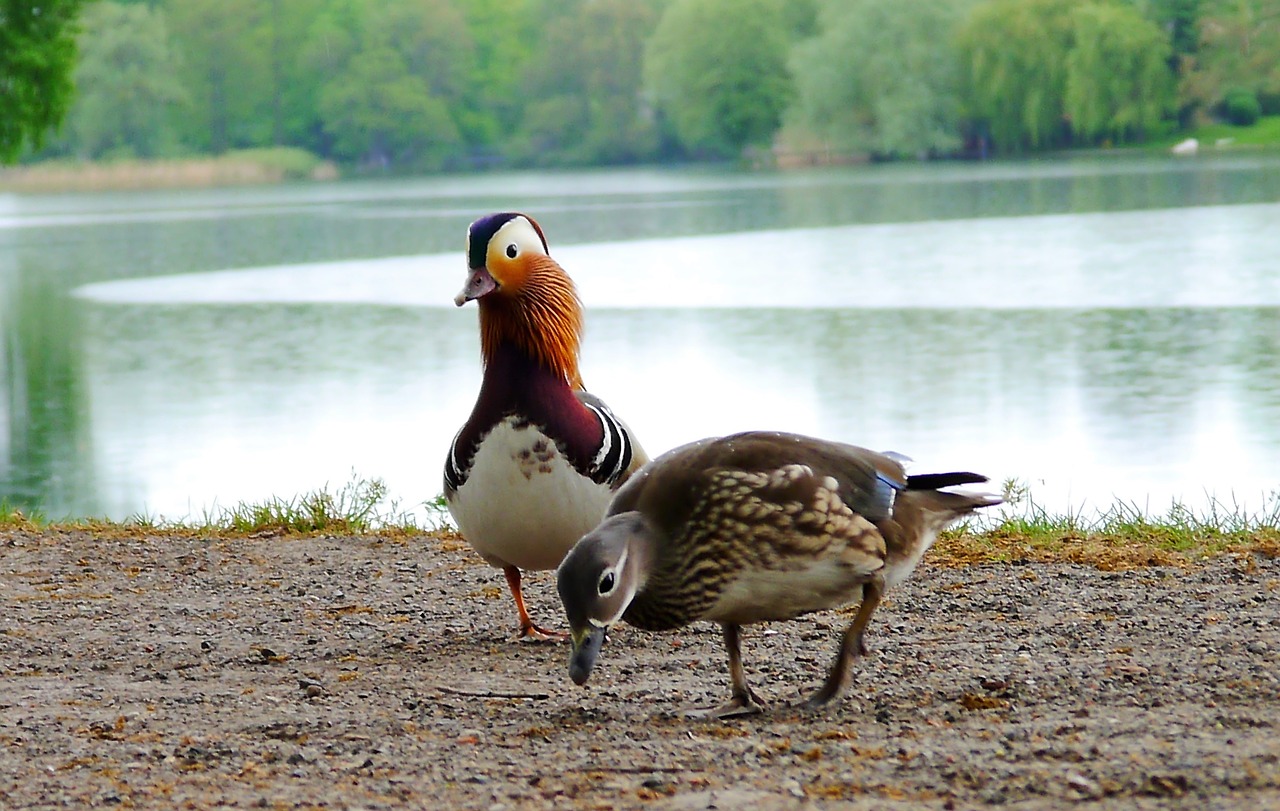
[457,339,603,480]
[619,523,683,631]
[477,263,584,389]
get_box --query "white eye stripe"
[604,581,637,625]
[491,216,547,259]
[597,545,628,596]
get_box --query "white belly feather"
[448,420,613,572]
[704,557,880,626]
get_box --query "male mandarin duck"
[445,212,648,640]
[557,431,1001,716]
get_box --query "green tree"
[788,0,971,158]
[62,2,186,159]
[263,0,329,148]
[644,0,805,157]
[1138,0,1205,123]
[1181,0,1280,116]
[958,0,1078,151]
[455,0,536,151]
[515,0,665,165]
[310,0,473,168]
[0,0,87,162]
[317,48,462,168]
[1064,3,1174,143]
[1144,0,1205,56]
[164,0,272,152]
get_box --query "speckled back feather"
[622,464,888,630]
[609,432,910,630]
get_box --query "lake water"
[3,154,1279,523]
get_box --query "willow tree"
[958,0,1078,151]
[789,0,971,158]
[960,0,1181,152]
[515,0,665,165]
[1065,3,1175,143]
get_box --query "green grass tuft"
[937,479,1280,569]
[4,475,1275,569]
[0,474,455,537]
[194,474,420,535]
[1,499,46,528]
[420,493,455,531]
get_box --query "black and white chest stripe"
[444,426,469,493]
[582,399,634,487]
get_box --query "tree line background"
[15,0,1280,170]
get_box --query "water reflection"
[1,257,92,513]
[75,304,475,519]
[75,203,1280,310]
[6,156,1280,520]
[73,300,1279,522]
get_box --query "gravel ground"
[1,528,1277,810]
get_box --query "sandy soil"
[1,528,1277,810]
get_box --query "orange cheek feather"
[485,253,530,296]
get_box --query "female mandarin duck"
[557,431,1001,716]
[445,212,648,640]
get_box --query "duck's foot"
[504,566,566,642]
[516,622,567,643]
[799,689,840,711]
[684,688,768,719]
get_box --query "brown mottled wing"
[611,431,904,528]
[614,432,899,628]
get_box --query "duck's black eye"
[505,243,518,259]
[598,572,616,595]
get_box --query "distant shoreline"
[0,147,338,194]
[4,117,1279,194]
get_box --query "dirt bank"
[1,528,1277,809]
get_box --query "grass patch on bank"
[0,147,338,193]
[3,477,1277,567]
[934,479,1280,569]
[192,476,409,536]
[1133,115,1280,152]
[0,474,451,539]
[0,499,47,529]
[1184,115,1280,148]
